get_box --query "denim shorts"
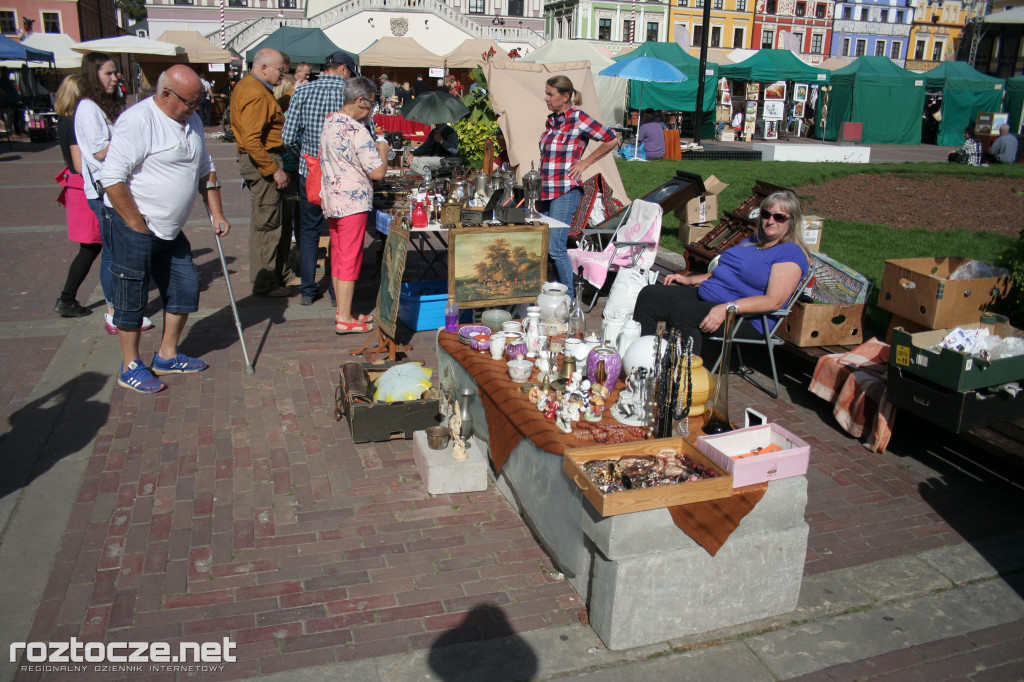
[107,211,199,329]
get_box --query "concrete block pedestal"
[412,431,489,495]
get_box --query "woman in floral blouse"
[320,76,390,334]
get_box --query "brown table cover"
[438,332,767,555]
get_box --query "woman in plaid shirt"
[538,75,618,296]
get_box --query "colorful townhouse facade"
[751,0,835,60]
[543,0,670,43]
[666,0,756,52]
[830,0,914,65]
[1,0,119,42]
[905,0,971,69]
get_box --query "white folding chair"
[709,269,815,399]
[567,199,663,312]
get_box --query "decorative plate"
[457,324,491,345]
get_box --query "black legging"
[633,284,762,356]
[60,242,102,304]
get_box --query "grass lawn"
[614,159,1024,333]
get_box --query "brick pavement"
[1,134,1022,681]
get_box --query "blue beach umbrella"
[600,56,687,159]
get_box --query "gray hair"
[343,76,376,105]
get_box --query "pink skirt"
[328,212,368,281]
[56,167,101,244]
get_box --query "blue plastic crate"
[398,280,470,331]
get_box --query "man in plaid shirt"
[283,51,355,304]
[538,75,618,294]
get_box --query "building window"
[714,0,723,7]
[810,33,822,52]
[736,0,746,9]
[766,0,776,12]
[228,0,247,6]
[598,18,611,39]
[468,0,485,13]
[41,11,60,32]
[880,8,888,21]
[875,40,885,55]
[278,0,296,7]
[623,19,634,40]
[815,3,825,17]
[896,10,904,22]
[915,40,925,59]
[733,27,744,47]
[508,0,523,15]
[932,41,944,60]
[842,6,851,19]
[842,38,849,55]
[695,0,704,6]
[890,41,901,59]
[793,31,803,46]
[795,2,805,15]
[173,0,194,5]
[0,10,15,33]
[647,21,658,41]
[711,26,721,46]
[855,38,866,56]
[678,0,689,6]
[762,29,774,48]
[693,24,703,44]
[860,7,868,19]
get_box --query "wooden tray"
[563,437,734,516]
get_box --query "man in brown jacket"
[231,48,296,297]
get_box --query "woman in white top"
[74,53,153,334]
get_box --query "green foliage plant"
[454,65,501,169]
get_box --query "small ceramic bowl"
[470,333,491,353]
[481,308,513,333]
[507,358,533,383]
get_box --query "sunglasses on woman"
[760,210,791,223]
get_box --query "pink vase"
[586,345,621,391]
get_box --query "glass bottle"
[703,306,738,434]
[411,200,428,229]
[566,277,586,340]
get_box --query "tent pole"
[633,81,643,158]
[692,0,712,144]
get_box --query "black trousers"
[633,284,762,357]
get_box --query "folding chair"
[567,199,663,312]
[709,268,815,399]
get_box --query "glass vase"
[703,307,738,434]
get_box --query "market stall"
[821,55,924,145]
[516,39,625,128]
[717,49,828,141]
[359,36,445,87]
[924,61,1005,147]
[244,27,352,66]
[1004,76,1024,134]
[612,41,718,138]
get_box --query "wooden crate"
[563,437,733,517]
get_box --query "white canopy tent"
[484,59,628,202]
[71,36,183,57]
[0,33,80,69]
[516,39,625,128]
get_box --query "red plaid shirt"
[538,106,617,200]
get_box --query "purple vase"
[505,333,527,362]
[586,346,622,391]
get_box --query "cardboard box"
[802,215,823,252]
[717,130,736,141]
[885,313,932,344]
[878,257,1012,329]
[887,366,1024,433]
[679,223,714,245]
[696,424,810,488]
[563,437,733,517]
[683,175,728,225]
[337,362,440,443]
[890,314,1024,392]
[778,301,864,347]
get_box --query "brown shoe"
[253,285,297,297]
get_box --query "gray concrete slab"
[918,530,1024,585]
[839,554,953,602]
[555,640,776,682]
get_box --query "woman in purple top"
[633,190,810,355]
[636,109,666,160]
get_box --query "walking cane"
[203,200,255,375]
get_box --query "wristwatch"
[205,180,222,190]
[726,302,740,313]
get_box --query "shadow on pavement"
[427,604,538,682]
[0,371,108,501]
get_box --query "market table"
[437,333,809,650]
[374,114,431,141]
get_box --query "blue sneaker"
[152,349,207,375]
[118,360,166,393]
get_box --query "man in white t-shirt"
[99,65,231,394]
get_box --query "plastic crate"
[398,280,472,331]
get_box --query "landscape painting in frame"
[448,225,549,308]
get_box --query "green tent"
[1006,77,1024,134]
[924,61,1005,146]
[823,56,924,145]
[613,42,718,137]
[245,27,357,66]
[718,49,829,84]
